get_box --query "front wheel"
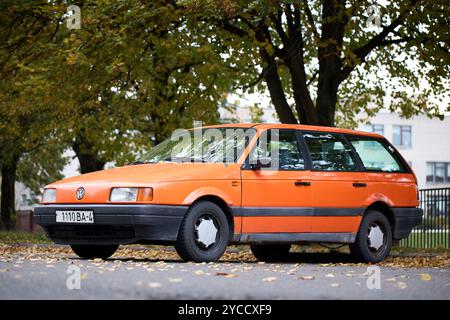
[175,201,230,262]
[70,244,119,260]
[250,244,291,262]
[350,210,392,263]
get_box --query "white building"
[357,112,450,189]
[15,182,36,211]
[219,97,278,124]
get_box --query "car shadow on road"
[71,250,359,265]
[270,251,359,264]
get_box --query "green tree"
[249,104,264,123]
[0,0,65,229]
[183,0,449,126]
[53,0,237,172]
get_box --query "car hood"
[44,162,241,204]
[48,162,241,187]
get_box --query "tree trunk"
[260,48,298,124]
[285,52,318,125]
[316,78,339,127]
[1,158,18,230]
[315,0,346,127]
[72,138,105,174]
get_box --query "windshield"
[139,127,256,164]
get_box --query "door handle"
[352,182,367,188]
[295,181,311,187]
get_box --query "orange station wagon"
[34,124,423,263]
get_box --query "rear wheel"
[175,201,230,262]
[350,210,392,263]
[250,244,291,262]
[70,244,119,260]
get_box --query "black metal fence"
[400,188,450,249]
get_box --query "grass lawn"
[0,230,51,244]
[400,231,449,249]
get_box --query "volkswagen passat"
[34,124,422,263]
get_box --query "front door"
[241,129,313,237]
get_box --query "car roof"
[199,123,383,139]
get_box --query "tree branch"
[340,1,417,81]
[302,0,320,41]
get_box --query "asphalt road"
[0,246,449,300]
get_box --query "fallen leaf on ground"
[397,282,408,289]
[215,272,238,278]
[420,273,432,281]
[386,277,397,282]
[148,282,162,288]
[325,273,335,278]
[262,277,277,282]
[330,283,340,288]
[168,278,183,283]
[299,275,315,280]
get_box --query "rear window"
[348,136,408,172]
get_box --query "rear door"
[346,135,418,207]
[241,129,313,234]
[301,131,368,233]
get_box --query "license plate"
[55,210,94,223]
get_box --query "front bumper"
[392,207,423,240]
[33,204,188,245]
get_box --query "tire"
[250,244,291,262]
[70,244,119,260]
[175,201,230,262]
[350,210,392,263]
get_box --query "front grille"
[46,225,135,240]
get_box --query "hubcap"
[195,216,218,249]
[368,224,384,251]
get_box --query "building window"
[426,162,450,184]
[393,125,411,147]
[372,124,384,135]
[361,124,384,135]
[21,194,28,206]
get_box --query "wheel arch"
[364,201,395,231]
[189,195,235,240]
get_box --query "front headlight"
[109,187,153,202]
[110,188,138,202]
[42,188,57,203]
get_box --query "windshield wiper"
[169,156,207,163]
[127,160,156,165]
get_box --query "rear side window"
[303,133,357,171]
[348,136,407,172]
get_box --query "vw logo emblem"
[76,187,85,200]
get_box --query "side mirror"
[250,157,272,170]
